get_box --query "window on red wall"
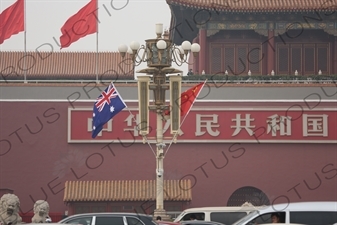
[75,206,90,214]
[210,43,262,75]
[92,206,106,213]
[111,206,121,212]
[74,205,107,214]
[276,43,330,75]
[73,202,184,214]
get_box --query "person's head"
[156,216,161,221]
[189,214,196,220]
[271,213,281,223]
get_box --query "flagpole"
[165,80,207,155]
[95,0,98,84]
[24,0,27,83]
[95,32,98,83]
[164,115,186,156]
[126,108,156,157]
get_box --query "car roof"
[158,222,180,225]
[180,221,225,225]
[181,206,258,212]
[25,223,78,225]
[261,224,306,225]
[29,224,78,225]
[256,201,337,213]
[61,212,151,217]
[59,212,153,223]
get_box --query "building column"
[192,36,199,74]
[267,29,275,75]
[198,28,207,75]
[330,36,337,74]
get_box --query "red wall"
[0,101,336,215]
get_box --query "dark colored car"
[158,222,180,225]
[179,221,226,225]
[58,213,158,225]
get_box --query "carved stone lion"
[31,200,51,223]
[0,194,22,225]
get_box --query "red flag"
[59,0,97,49]
[180,80,206,116]
[165,80,206,117]
[0,0,24,44]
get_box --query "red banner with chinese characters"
[68,107,337,143]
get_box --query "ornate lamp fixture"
[118,23,200,135]
[118,23,200,219]
[118,24,200,69]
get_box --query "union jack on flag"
[92,82,127,138]
[95,84,118,112]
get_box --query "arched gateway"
[227,186,270,206]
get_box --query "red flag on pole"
[179,80,206,117]
[59,0,97,49]
[165,80,207,117]
[0,0,24,44]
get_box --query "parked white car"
[58,213,157,225]
[174,203,260,225]
[232,201,337,225]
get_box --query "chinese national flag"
[0,0,24,44]
[165,80,206,117]
[180,81,206,116]
[59,0,97,49]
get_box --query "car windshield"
[173,212,185,222]
[231,211,259,225]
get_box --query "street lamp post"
[118,24,200,219]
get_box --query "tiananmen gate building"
[167,0,337,75]
[0,0,336,222]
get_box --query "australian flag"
[92,82,127,138]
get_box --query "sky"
[0,0,189,75]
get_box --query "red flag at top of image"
[59,0,97,49]
[0,0,24,44]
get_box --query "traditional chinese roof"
[63,180,192,202]
[166,0,337,12]
[0,51,134,79]
[166,0,337,44]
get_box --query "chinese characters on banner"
[68,107,336,143]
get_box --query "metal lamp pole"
[149,69,169,218]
